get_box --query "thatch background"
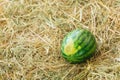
[0,0,120,80]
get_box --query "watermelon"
[61,28,97,63]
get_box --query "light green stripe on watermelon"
[74,32,87,48]
[78,33,90,48]
[85,35,96,51]
[77,43,96,59]
[74,34,96,57]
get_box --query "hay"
[0,0,120,80]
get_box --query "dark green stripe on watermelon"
[61,28,97,63]
[74,31,87,48]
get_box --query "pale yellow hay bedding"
[0,0,120,80]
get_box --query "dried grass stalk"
[0,0,120,80]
